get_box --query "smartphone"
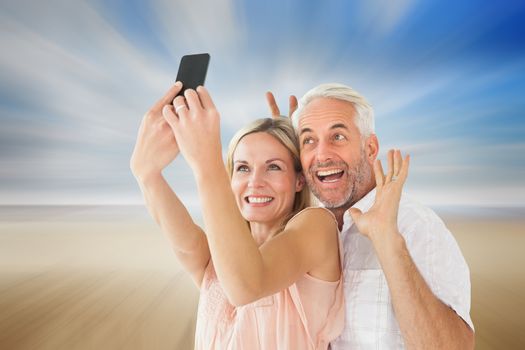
[175,53,210,96]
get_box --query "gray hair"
[291,83,375,138]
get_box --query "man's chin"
[310,184,356,210]
[315,192,352,209]
[319,199,351,210]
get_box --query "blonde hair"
[226,117,311,227]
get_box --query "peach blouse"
[194,209,344,349]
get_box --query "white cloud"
[358,0,417,36]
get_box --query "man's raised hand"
[349,149,410,244]
[265,91,298,119]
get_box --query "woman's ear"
[296,173,305,192]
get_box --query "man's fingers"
[266,91,281,117]
[289,95,298,118]
[374,159,385,189]
[393,149,402,177]
[385,149,394,182]
[398,154,410,184]
[196,86,216,110]
[152,82,183,112]
[348,207,363,223]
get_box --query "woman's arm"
[162,87,340,305]
[196,168,339,306]
[135,173,210,287]
[131,83,210,287]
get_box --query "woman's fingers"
[184,88,203,111]
[196,86,216,110]
[171,95,188,117]
[162,104,178,128]
[152,82,183,113]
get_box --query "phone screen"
[175,53,210,96]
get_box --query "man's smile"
[316,168,345,183]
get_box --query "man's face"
[298,97,373,209]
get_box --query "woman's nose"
[247,169,266,188]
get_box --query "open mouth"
[316,169,344,183]
[245,196,274,204]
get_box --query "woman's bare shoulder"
[286,207,338,233]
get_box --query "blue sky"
[0,0,524,208]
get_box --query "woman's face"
[231,132,303,228]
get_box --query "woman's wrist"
[134,168,164,187]
[192,156,226,181]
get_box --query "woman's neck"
[249,220,282,246]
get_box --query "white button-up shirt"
[330,189,474,349]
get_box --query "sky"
[0,0,524,209]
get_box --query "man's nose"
[315,140,334,163]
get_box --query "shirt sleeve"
[398,202,474,331]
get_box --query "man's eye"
[236,165,249,172]
[302,137,314,145]
[268,164,281,171]
[334,134,346,141]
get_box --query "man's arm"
[373,231,474,349]
[349,150,474,349]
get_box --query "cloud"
[358,0,418,36]
[0,0,523,207]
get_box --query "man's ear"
[296,173,306,192]
[365,134,379,165]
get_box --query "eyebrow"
[300,123,349,136]
[233,158,285,164]
[330,123,349,131]
[299,127,313,136]
[266,158,285,163]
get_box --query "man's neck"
[330,207,348,231]
[329,182,376,230]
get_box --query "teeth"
[316,169,343,176]
[247,196,273,204]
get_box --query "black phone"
[175,53,210,96]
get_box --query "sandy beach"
[0,205,524,349]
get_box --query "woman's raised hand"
[130,82,183,182]
[349,150,410,244]
[161,86,223,174]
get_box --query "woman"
[130,82,343,349]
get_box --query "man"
[267,84,474,349]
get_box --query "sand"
[0,206,524,349]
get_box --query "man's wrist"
[371,229,406,258]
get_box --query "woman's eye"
[268,164,281,171]
[236,165,249,172]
